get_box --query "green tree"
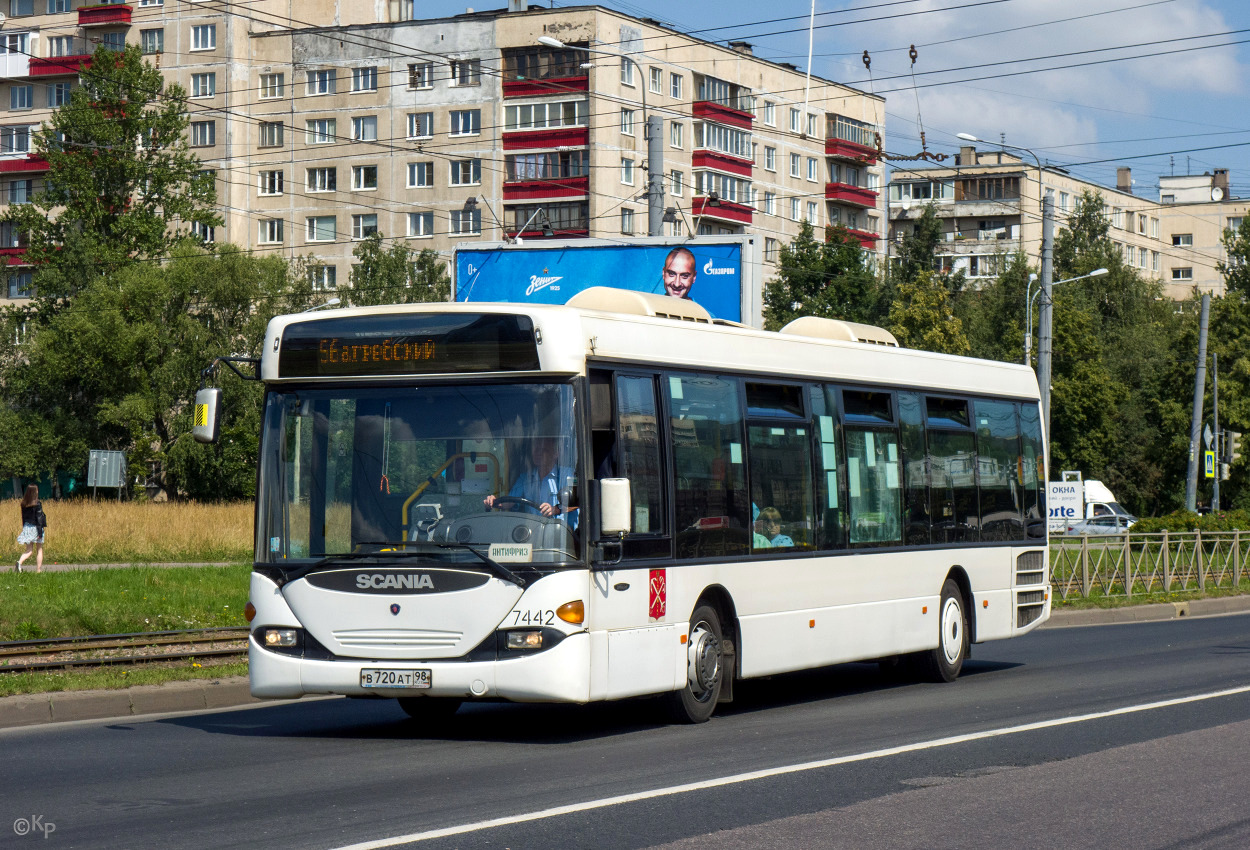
[7,44,219,298]
[895,202,943,283]
[887,270,969,354]
[762,221,880,330]
[1218,216,1250,298]
[347,233,451,306]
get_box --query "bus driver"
[483,436,577,527]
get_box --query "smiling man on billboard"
[661,247,697,299]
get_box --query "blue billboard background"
[456,243,743,322]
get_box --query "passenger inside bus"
[757,507,795,548]
[483,436,579,528]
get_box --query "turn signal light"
[557,600,585,624]
[244,602,256,623]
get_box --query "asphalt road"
[4,614,1250,850]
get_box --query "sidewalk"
[3,596,1249,730]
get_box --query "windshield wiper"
[276,541,527,588]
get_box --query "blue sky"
[420,0,1249,198]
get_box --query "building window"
[408,211,434,237]
[621,208,635,234]
[258,170,284,196]
[1172,267,1193,281]
[9,0,32,14]
[407,112,433,139]
[1059,192,1069,212]
[790,197,799,221]
[452,208,482,235]
[806,201,817,223]
[306,69,335,95]
[764,191,775,215]
[408,62,433,89]
[1229,217,1244,231]
[8,179,32,204]
[1172,233,1193,247]
[351,66,378,92]
[351,165,377,190]
[1161,194,1176,204]
[190,73,215,98]
[47,36,74,57]
[449,159,482,186]
[10,85,32,110]
[306,118,336,145]
[449,109,480,136]
[621,158,634,185]
[100,32,125,53]
[649,67,662,94]
[259,73,284,99]
[258,219,283,244]
[763,101,776,126]
[190,221,214,244]
[138,0,162,6]
[669,218,683,237]
[670,72,682,99]
[1111,208,1124,229]
[352,214,378,239]
[621,56,634,86]
[191,24,215,51]
[190,121,214,147]
[506,150,589,181]
[807,157,818,182]
[671,170,683,197]
[306,216,336,243]
[504,99,589,130]
[764,238,779,262]
[765,146,776,171]
[450,58,481,86]
[258,122,283,147]
[1152,251,1160,272]
[309,265,336,291]
[351,116,377,142]
[306,167,336,193]
[7,271,32,300]
[621,108,635,136]
[790,153,800,178]
[48,0,71,10]
[670,120,683,148]
[0,126,30,154]
[407,161,433,188]
[140,29,163,55]
[789,108,800,132]
[1151,217,1159,239]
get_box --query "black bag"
[34,504,46,531]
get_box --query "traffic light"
[1226,430,1243,466]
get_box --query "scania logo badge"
[390,604,401,616]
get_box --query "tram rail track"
[0,627,249,673]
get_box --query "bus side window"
[814,386,846,550]
[975,399,1024,541]
[615,374,669,558]
[899,392,929,546]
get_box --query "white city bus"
[196,287,1049,723]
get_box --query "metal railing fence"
[1051,530,1249,600]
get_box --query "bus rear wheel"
[397,697,463,721]
[918,579,968,683]
[666,604,724,724]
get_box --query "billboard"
[455,237,756,324]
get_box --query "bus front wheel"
[918,579,968,683]
[666,604,724,723]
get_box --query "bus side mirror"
[600,478,632,536]
[192,387,222,444]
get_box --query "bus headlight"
[262,628,298,648]
[506,630,544,650]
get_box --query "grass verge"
[0,660,249,698]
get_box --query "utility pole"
[1213,352,1220,512]
[1185,293,1211,512]
[647,114,664,236]
[1037,190,1055,436]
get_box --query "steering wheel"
[486,495,545,513]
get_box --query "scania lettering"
[196,288,1049,725]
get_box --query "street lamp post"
[1024,268,1108,366]
[538,36,664,236]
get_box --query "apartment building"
[0,1,886,308]
[1157,169,1250,297]
[887,147,1197,297]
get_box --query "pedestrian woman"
[16,484,45,573]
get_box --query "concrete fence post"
[1162,530,1171,593]
[1235,530,1242,590]
[1197,528,1205,591]
[1081,535,1090,598]
[1123,530,1132,598]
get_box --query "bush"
[1132,509,1250,533]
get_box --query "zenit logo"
[526,275,563,296]
[356,573,436,590]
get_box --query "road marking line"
[331,684,1250,849]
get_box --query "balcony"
[503,75,588,98]
[29,55,92,78]
[0,156,48,174]
[501,126,589,151]
[79,3,132,27]
[503,175,589,202]
[692,150,752,178]
[844,227,878,249]
[825,182,878,208]
[0,247,29,266]
[693,196,753,226]
[692,100,753,130]
[825,137,878,164]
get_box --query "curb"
[4,597,1250,730]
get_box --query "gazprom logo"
[702,260,736,276]
[526,275,563,296]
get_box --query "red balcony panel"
[825,137,878,163]
[79,4,133,27]
[0,247,28,266]
[692,101,753,130]
[0,156,48,174]
[29,56,92,78]
[692,150,752,178]
[503,76,589,98]
[825,182,879,208]
[503,176,590,201]
[503,229,589,241]
[692,196,753,225]
[502,127,589,151]
[845,227,879,249]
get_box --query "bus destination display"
[278,313,540,377]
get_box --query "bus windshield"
[256,382,581,565]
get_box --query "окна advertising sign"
[456,241,744,322]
